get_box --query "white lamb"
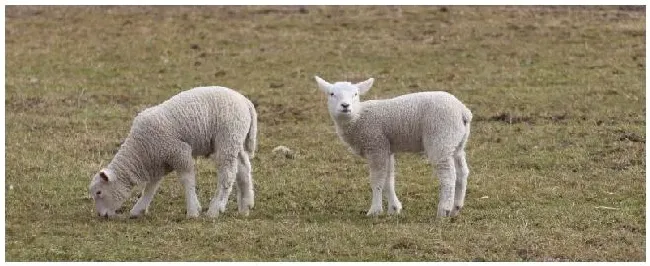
[314,76,472,217]
[88,86,257,219]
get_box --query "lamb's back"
[356,91,467,153]
[130,87,252,156]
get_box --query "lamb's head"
[88,168,130,218]
[314,76,374,121]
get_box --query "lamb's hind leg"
[450,150,469,217]
[384,154,402,215]
[207,153,238,218]
[434,156,456,217]
[235,151,254,216]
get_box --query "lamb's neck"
[332,111,364,144]
[333,113,359,130]
[333,118,351,131]
[107,138,151,188]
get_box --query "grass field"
[4,5,646,261]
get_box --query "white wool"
[89,86,257,219]
[314,76,472,217]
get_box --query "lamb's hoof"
[366,206,383,217]
[437,208,453,218]
[206,206,225,218]
[239,195,254,213]
[449,205,462,217]
[186,211,200,219]
[206,209,219,218]
[238,202,252,217]
[129,208,147,219]
[246,197,254,210]
[387,202,403,215]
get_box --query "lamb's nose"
[341,103,350,108]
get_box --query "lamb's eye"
[354,93,358,97]
[330,93,334,96]
[96,191,102,196]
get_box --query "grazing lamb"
[88,86,257,219]
[314,76,472,217]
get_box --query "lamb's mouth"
[340,109,351,113]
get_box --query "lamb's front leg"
[129,179,163,218]
[435,157,457,217]
[179,168,202,218]
[174,144,201,218]
[384,154,402,215]
[366,153,389,217]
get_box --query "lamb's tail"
[462,105,473,127]
[244,101,258,158]
[457,106,472,151]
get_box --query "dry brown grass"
[5,6,645,261]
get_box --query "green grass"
[5,6,645,261]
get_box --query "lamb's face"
[314,76,374,120]
[328,84,360,118]
[88,169,128,218]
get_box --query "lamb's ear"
[98,169,112,183]
[355,78,374,95]
[314,76,332,94]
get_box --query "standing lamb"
[314,76,472,217]
[88,86,257,219]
